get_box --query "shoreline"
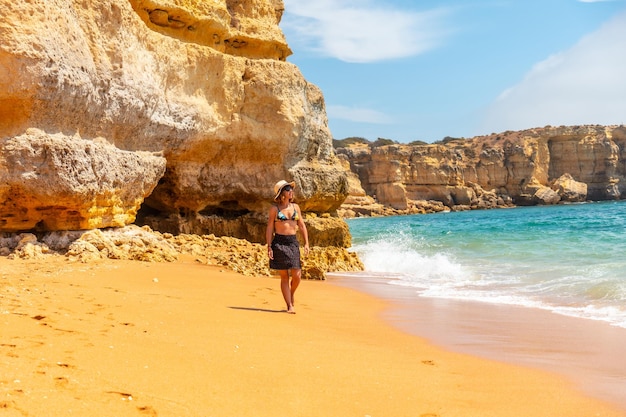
[328,272,626,411]
[2,256,624,416]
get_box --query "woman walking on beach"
[266,180,309,314]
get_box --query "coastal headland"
[335,125,626,218]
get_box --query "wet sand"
[1,257,624,416]
[329,272,626,411]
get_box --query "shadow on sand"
[228,306,285,314]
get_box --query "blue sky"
[280,0,626,143]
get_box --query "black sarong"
[270,234,301,270]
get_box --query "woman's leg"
[290,268,301,308]
[279,270,295,313]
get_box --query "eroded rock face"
[0,129,165,231]
[131,0,291,60]
[551,173,587,202]
[0,0,349,243]
[337,125,626,213]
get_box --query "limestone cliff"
[0,129,165,231]
[0,0,349,246]
[337,125,626,216]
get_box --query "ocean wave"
[346,203,626,328]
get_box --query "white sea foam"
[347,205,626,328]
[355,242,467,285]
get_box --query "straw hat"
[273,180,296,201]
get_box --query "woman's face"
[281,186,293,199]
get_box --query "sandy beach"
[1,256,625,417]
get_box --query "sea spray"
[352,229,467,283]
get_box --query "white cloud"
[327,104,393,124]
[282,0,450,63]
[481,11,626,134]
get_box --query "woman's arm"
[266,205,277,259]
[295,204,309,254]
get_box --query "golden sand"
[1,256,624,416]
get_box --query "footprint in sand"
[0,400,18,410]
[1,343,19,359]
[56,362,73,368]
[54,376,69,388]
[106,390,133,400]
[248,287,274,305]
[137,405,158,416]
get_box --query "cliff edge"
[336,125,626,217]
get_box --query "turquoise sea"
[344,201,626,329]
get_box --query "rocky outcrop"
[0,129,165,231]
[0,0,349,245]
[0,225,364,280]
[336,125,626,215]
[131,0,292,60]
[551,173,587,202]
